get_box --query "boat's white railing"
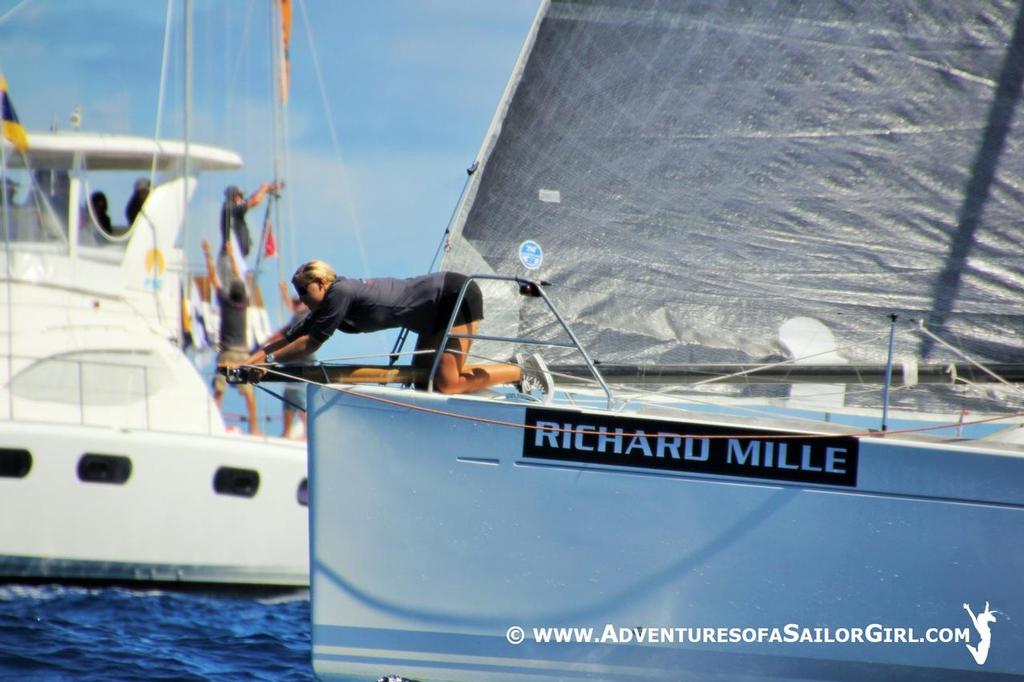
[427,274,614,407]
[2,354,225,436]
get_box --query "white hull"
[0,130,309,587]
[309,386,1024,680]
[1,420,308,586]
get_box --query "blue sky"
[0,0,539,362]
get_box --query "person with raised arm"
[203,239,261,435]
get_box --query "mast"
[1,134,10,419]
[268,0,286,322]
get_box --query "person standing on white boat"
[230,261,552,396]
[218,182,280,280]
[202,239,261,435]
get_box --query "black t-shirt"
[284,310,316,359]
[220,201,251,256]
[286,272,447,343]
[216,287,248,350]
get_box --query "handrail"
[426,274,614,408]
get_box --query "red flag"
[258,202,277,259]
[264,226,277,258]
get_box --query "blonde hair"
[292,260,336,287]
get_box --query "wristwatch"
[265,353,275,364]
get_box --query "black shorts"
[433,272,484,334]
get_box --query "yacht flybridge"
[0,131,308,587]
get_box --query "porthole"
[213,466,260,498]
[0,448,32,478]
[297,477,309,506]
[78,453,132,484]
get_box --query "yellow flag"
[0,75,28,153]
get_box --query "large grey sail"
[442,0,1024,401]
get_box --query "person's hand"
[219,358,266,384]
[201,239,211,256]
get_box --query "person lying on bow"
[223,260,552,396]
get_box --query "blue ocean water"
[0,585,313,681]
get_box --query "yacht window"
[11,350,172,406]
[213,467,260,498]
[0,448,32,478]
[78,167,138,249]
[78,453,132,484]
[1,166,69,245]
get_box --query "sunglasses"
[294,283,310,297]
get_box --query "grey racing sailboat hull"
[309,385,1024,680]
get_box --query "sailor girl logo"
[963,602,997,665]
[518,240,543,270]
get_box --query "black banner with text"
[522,408,859,487]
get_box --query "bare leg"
[433,322,522,394]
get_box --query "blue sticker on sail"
[519,240,543,270]
[522,407,859,487]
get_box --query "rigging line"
[252,199,272,275]
[181,0,194,351]
[264,0,280,292]
[239,362,1024,441]
[281,103,296,272]
[296,0,370,281]
[315,349,436,364]
[604,382,866,425]
[136,0,176,336]
[413,347,906,424]
[0,0,31,25]
[0,88,11,417]
[636,380,869,406]
[269,0,291,323]
[152,0,174,188]
[917,322,1024,395]
[688,325,920,388]
[293,347,993,425]
[255,383,305,413]
[225,1,255,136]
[428,163,477,273]
[146,0,174,333]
